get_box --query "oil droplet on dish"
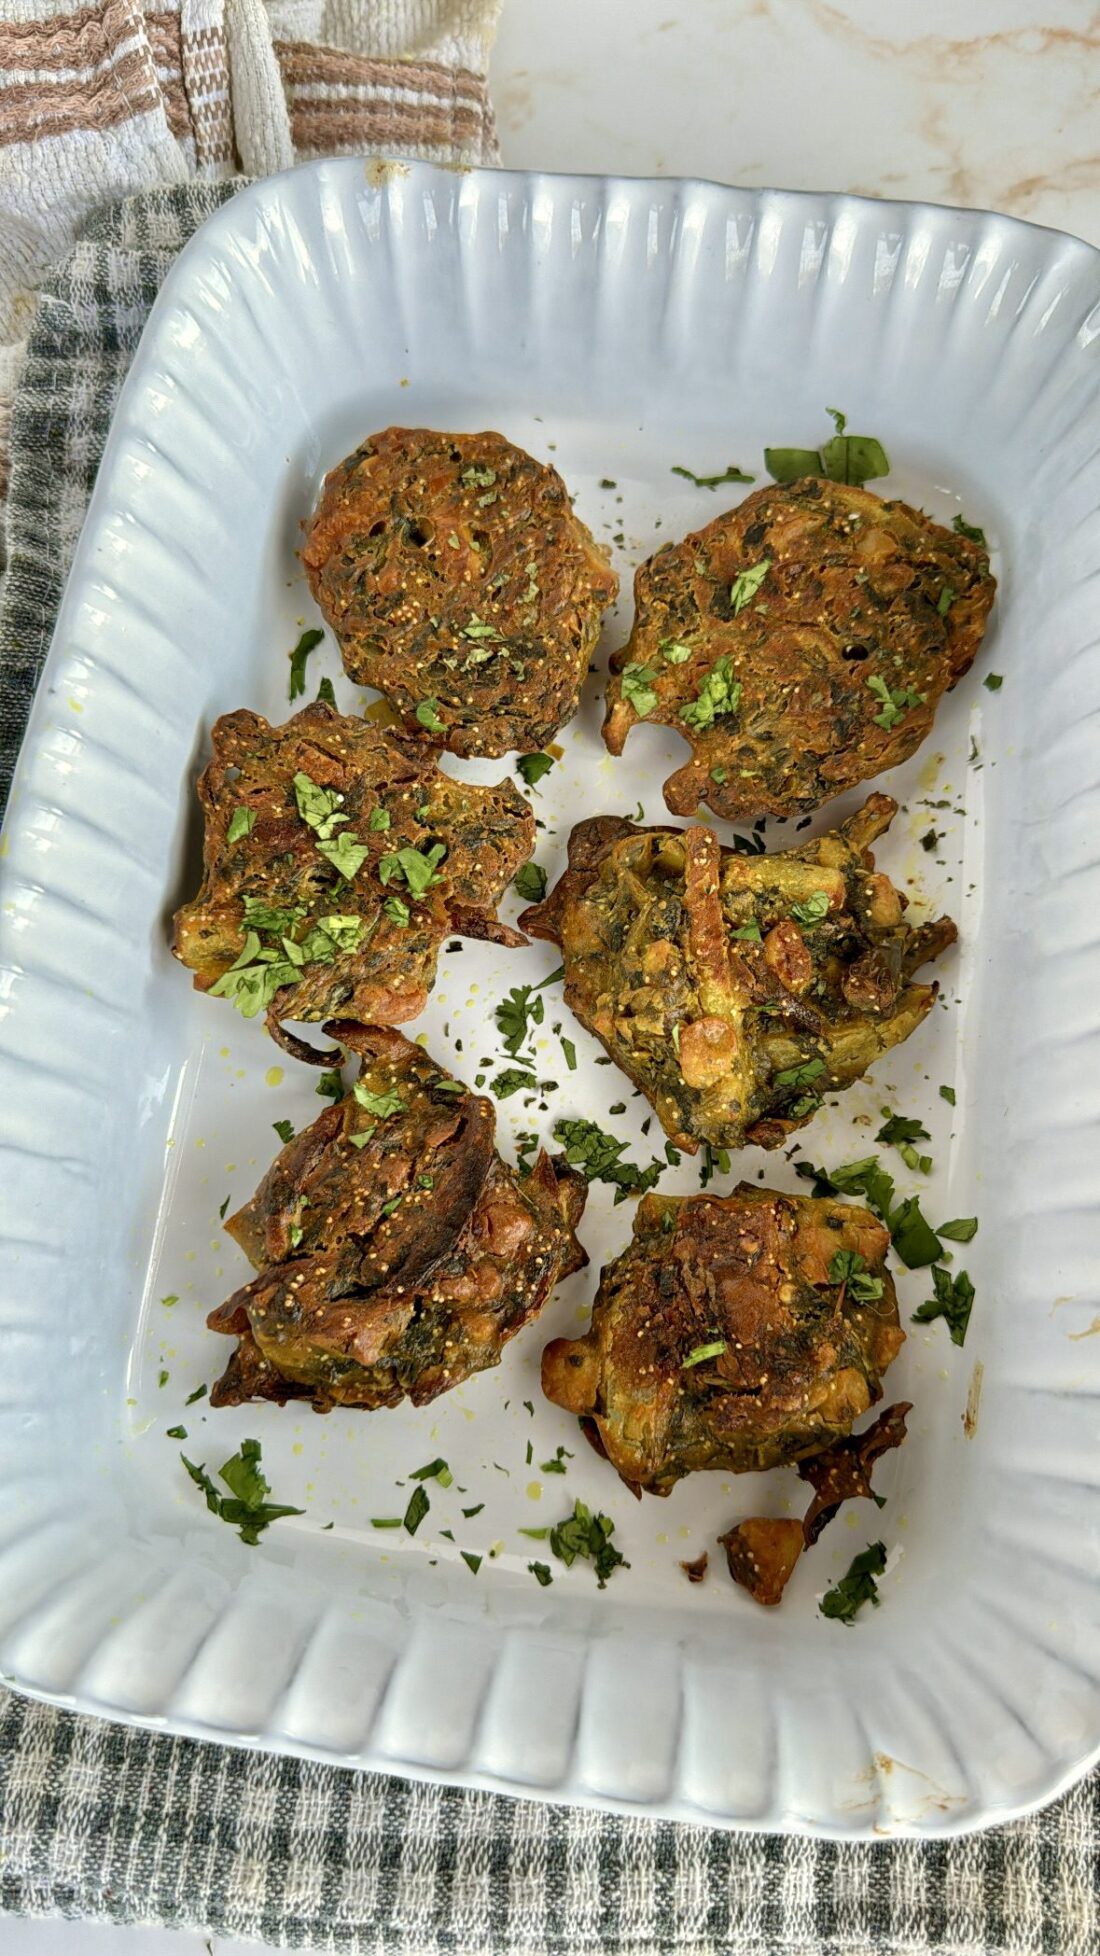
[526,1481,542,1501]
[265,1066,284,1087]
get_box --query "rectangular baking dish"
[1,160,1098,1836]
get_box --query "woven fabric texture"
[1,182,1099,1956]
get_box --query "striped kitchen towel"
[0,176,1098,1956]
[0,0,502,499]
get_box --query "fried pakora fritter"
[301,428,618,757]
[603,477,995,821]
[171,702,532,1061]
[208,1025,587,1412]
[520,794,955,1154]
[542,1185,903,1496]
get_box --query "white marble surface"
[7,3,1097,1952]
[492,0,1100,246]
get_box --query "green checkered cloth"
[1,185,1098,1955]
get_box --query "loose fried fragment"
[719,1517,804,1607]
[172,702,533,1057]
[302,428,618,757]
[603,477,995,820]
[521,794,954,1152]
[798,1400,911,1545]
[542,1184,903,1496]
[208,1026,587,1412]
[680,1551,709,1584]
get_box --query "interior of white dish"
[1,163,1098,1835]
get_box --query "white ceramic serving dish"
[1,161,1099,1838]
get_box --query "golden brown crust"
[171,701,533,1055]
[520,796,955,1153]
[719,1518,805,1607]
[602,476,995,820]
[208,1025,587,1412]
[541,1183,902,1496]
[302,427,618,757]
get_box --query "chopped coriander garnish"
[166,1425,186,1440]
[519,1526,550,1540]
[553,1116,664,1202]
[226,806,256,845]
[460,614,500,640]
[660,639,692,664]
[710,765,728,784]
[371,1517,402,1529]
[937,1216,978,1242]
[983,673,1003,691]
[699,1143,730,1186]
[559,1035,577,1071]
[599,477,617,488]
[866,673,924,731]
[953,513,987,548]
[680,656,741,731]
[403,1485,430,1535]
[535,964,565,990]
[671,462,755,489]
[514,861,548,903]
[766,410,889,489]
[415,698,447,733]
[528,1562,554,1586]
[921,828,942,853]
[409,1458,453,1486]
[516,752,555,789]
[288,626,324,700]
[683,1339,727,1368]
[936,584,956,617]
[272,1119,295,1144]
[827,1248,884,1302]
[490,1066,539,1100]
[461,1551,483,1574]
[185,1384,207,1405]
[383,893,410,928]
[316,1068,344,1104]
[293,770,347,840]
[315,675,337,708]
[461,464,496,488]
[219,1195,230,1219]
[773,1056,826,1089]
[317,832,370,880]
[368,806,391,831]
[353,1084,404,1118]
[730,919,762,941]
[540,1445,573,1474]
[819,1541,887,1624]
[462,1503,484,1519]
[160,1294,178,1308]
[912,1265,975,1346]
[378,843,447,898]
[790,891,830,927]
[181,1437,303,1546]
[876,1107,932,1174]
[729,559,770,614]
[939,1085,956,1106]
[621,662,659,717]
[889,1196,943,1270]
[548,1500,628,1587]
[158,1368,169,1388]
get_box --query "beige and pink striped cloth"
[0,0,503,486]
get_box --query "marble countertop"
[9,3,1095,1952]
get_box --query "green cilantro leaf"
[415,698,447,733]
[731,919,762,941]
[353,1083,404,1118]
[316,674,337,708]
[227,806,256,845]
[460,464,496,488]
[317,832,370,880]
[983,673,1003,691]
[866,674,924,732]
[528,1562,554,1586]
[540,1446,573,1474]
[496,984,544,1057]
[378,843,447,897]
[559,1034,577,1071]
[876,1107,933,1174]
[621,663,659,717]
[671,463,755,488]
[490,1066,540,1100]
[181,1437,303,1546]
[272,1119,295,1144]
[953,513,987,548]
[409,1457,453,1486]
[316,913,365,953]
[937,1216,978,1242]
[288,627,324,700]
[660,639,693,664]
[548,1499,629,1587]
[293,771,347,840]
[730,559,770,614]
[819,1541,888,1624]
[552,1116,664,1203]
[912,1265,975,1346]
[382,893,410,927]
[514,861,548,903]
[937,584,956,618]
[680,656,741,731]
[889,1196,943,1270]
[939,1085,956,1106]
[241,896,306,935]
[368,806,391,831]
[827,1248,884,1302]
[773,1056,826,1089]
[790,891,830,927]
[516,752,555,788]
[461,1551,482,1574]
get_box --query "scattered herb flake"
[912,1265,975,1346]
[288,627,324,700]
[683,1339,727,1368]
[181,1438,303,1546]
[939,1085,957,1106]
[462,1503,485,1519]
[937,1217,978,1242]
[827,1248,884,1302]
[403,1486,430,1535]
[315,675,337,708]
[409,1457,453,1486]
[415,698,447,733]
[953,513,987,548]
[272,1119,295,1144]
[819,1541,888,1624]
[983,672,1003,691]
[552,1116,664,1202]
[621,662,659,717]
[529,1561,554,1586]
[681,656,741,731]
[514,861,548,904]
[516,752,555,789]
[730,559,770,614]
[461,1551,483,1574]
[185,1384,207,1405]
[672,462,755,489]
[166,1425,186,1439]
[226,806,256,845]
[548,1500,629,1587]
